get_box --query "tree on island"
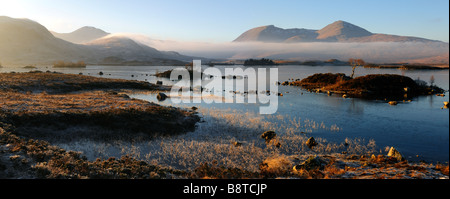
[430,75,435,86]
[348,58,365,78]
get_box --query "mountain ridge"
[51,26,110,44]
[234,20,442,43]
[0,16,193,66]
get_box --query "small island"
[288,73,445,100]
[53,61,87,68]
[363,63,449,70]
[244,58,278,66]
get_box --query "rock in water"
[388,101,398,106]
[157,93,167,101]
[233,141,243,147]
[387,147,405,161]
[261,131,277,143]
[306,137,318,149]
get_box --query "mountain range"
[234,20,440,43]
[0,16,448,66]
[0,16,194,66]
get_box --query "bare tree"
[349,58,365,78]
[430,75,435,86]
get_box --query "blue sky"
[1,0,448,42]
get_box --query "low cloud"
[110,33,449,63]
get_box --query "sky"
[0,0,449,42]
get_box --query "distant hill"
[0,16,193,66]
[234,20,441,43]
[316,20,373,41]
[51,26,110,44]
[86,35,194,65]
[234,25,318,43]
[0,16,94,65]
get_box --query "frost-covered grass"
[0,72,447,179]
[59,107,377,173]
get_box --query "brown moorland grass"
[0,72,199,141]
[0,71,448,179]
[0,70,167,93]
[1,73,199,150]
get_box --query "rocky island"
[287,73,445,100]
[244,58,277,66]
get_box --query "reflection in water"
[347,99,364,115]
[1,65,448,163]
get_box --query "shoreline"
[0,71,448,179]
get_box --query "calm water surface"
[2,65,448,163]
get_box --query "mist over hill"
[0,16,448,66]
[0,16,194,66]
[135,37,449,64]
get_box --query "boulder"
[233,141,243,147]
[157,93,167,101]
[305,137,318,149]
[387,147,405,162]
[261,131,277,143]
[293,156,326,171]
[388,101,398,106]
